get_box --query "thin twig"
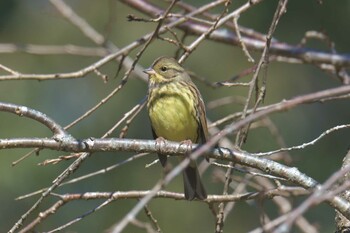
[16,153,149,201]
[211,161,286,181]
[232,16,255,62]
[253,124,350,157]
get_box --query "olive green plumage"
[144,57,208,200]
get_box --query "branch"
[1,136,349,218]
[0,44,135,81]
[121,0,350,67]
[336,149,350,232]
[4,71,350,232]
[0,43,107,56]
[251,162,350,233]
[0,102,69,138]
[20,187,308,232]
[0,0,226,81]
[253,124,350,157]
[49,0,146,79]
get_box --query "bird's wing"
[192,84,209,144]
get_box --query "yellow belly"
[149,94,198,142]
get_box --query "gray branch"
[1,136,350,220]
[121,0,350,67]
[0,102,69,138]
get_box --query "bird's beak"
[143,67,156,75]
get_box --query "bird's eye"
[160,66,167,72]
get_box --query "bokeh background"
[0,0,349,232]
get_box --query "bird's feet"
[179,139,193,157]
[155,137,166,152]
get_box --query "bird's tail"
[182,165,207,200]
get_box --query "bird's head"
[143,57,186,84]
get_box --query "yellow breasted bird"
[144,57,208,200]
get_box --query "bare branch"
[0,102,69,138]
[0,43,107,56]
[122,0,350,68]
[253,124,350,157]
[2,0,349,232]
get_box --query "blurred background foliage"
[0,0,349,232]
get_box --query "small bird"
[144,57,208,200]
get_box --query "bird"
[144,56,208,200]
